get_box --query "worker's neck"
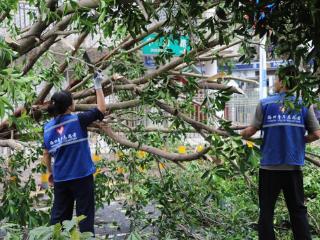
[279,87,289,93]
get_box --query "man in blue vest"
[241,65,320,240]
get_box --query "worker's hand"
[93,71,104,90]
[48,173,54,187]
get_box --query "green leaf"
[201,170,210,179]
[80,232,94,239]
[63,219,77,232]
[127,231,143,240]
[216,7,227,20]
[70,228,81,240]
[76,215,87,224]
[52,223,62,238]
[98,10,106,23]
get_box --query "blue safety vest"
[43,114,95,182]
[260,93,308,166]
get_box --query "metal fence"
[13,2,37,29]
[225,89,260,125]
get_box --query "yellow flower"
[246,141,254,148]
[116,167,125,174]
[116,151,125,160]
[136,150,147,159]
[94,168,102,177]
[92,154,102,162]
[40,173,49,183]
[9,176,17,182]
[178,145,186,154]
[138,166,145,172]
[159,162,166,170]
[196,145,204,152]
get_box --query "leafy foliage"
[0,0,320,239]
[0,149,50,227]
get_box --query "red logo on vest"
[56,126,64,135]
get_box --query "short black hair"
[47,90,73,117]
[277,65,299,90]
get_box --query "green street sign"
[142,33,191,56]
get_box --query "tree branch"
[0,12,9,22]
[223,76,258,85]
[199,39,242,58]
[305,153,320,168]
[136,0,149,20]
[9,0,59,54]
[197,53,241,61]
[75,99,141,112]
[174,39,242,71]
[93,123,211,162]
[198,81,244,94]
[96,20,166,65]
[0,139,24,150]
[155,101,229,136]
[34,31,89,104]
[22,15,73,75]
[131,38,220,85]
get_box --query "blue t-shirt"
[43,108,104,182]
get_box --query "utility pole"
[259,34,268,99]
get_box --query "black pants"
[258,169,311,240]
[51,175,95,233]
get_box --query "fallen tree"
[1,1,320,236]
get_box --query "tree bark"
[94,123,211,162]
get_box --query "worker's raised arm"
[94,71,106,114]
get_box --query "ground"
[95,200,158,239]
